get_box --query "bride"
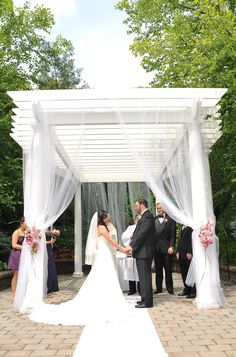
[29,209,133,325]
[29,209,168,357]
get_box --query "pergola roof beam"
[8,88,227,183]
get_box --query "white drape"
[117,102,224,308]
[85,212,98,265]
[82,183,108,227]
[107,183,128,240]
[128,182,155,217]
[82,182,154,246]
[14,104,78,313]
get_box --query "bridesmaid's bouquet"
[52,229,60,239]
[199,220,214,248]
[25,227,41,254]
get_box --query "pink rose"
[52,229,60,236]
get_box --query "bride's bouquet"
[25,226,41,254]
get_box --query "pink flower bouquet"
[25,227,41,254]
[52,229,60,239]
[199,220,214,248]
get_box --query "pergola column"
[188,101,219,308]
[73,184,84,278]
[189,102,208,222]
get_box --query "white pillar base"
[195,302,220,309]
[73,272,84,278]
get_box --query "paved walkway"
[0,273,235,357]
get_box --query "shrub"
[0,232,11,264]
[54,246,74,260]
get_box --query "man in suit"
[177,225,196,298]
[126,199,155,308]
[154,203,176,294]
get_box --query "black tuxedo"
[131,210,155,306]
[177,226,192,259]
[177,226,196,295]
[154,214,176,293]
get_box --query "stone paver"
[0,273,235,357]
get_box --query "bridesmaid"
[46,227,59,294]
[8,217,26,296]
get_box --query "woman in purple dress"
[8,217,26,296]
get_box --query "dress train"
[29,235,168,356]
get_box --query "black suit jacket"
[154,214,176,254]
[177,226,193,260]
[130,210,155,259]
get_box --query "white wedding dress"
[29,235,133,325]
[29,228,168,356]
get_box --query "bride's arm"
[98,225,129,253]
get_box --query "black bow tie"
[158,215,164,218]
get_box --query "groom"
[126,199,155,308]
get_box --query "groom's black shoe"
[135,303,153,308]
[153,289,162,294]
[186,293,196,299]
[178,291,188,296]
[136,300,144,305]
[127,291,137,295]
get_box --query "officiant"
[120,215,140,295]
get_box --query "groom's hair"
[136,199,148,208]
[98,209,109,230]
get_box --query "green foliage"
[0,0,88,226]
[0,0,55,224]
[216,215,236,265]
[0,1,55,67]
[0,231,11,263]
[117,0,236,265]
[30,35,89,89]
[53,225,74,251]
[53,200,75,259]
[116,0,235,87]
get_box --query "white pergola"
[8,88,227,280]
[9,88,225,181]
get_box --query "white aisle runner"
[73,296,168,357]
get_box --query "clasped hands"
[122,245,132,257]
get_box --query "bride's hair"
[98,210,109,231]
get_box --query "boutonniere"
[164,218,168,223]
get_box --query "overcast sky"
[13,0,153,89]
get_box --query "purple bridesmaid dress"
[8,236,24,270]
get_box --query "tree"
[116,0,236,264]
[0,0,55,67]
[30,35,88,89]
[116,1,235,87]
[0,0,54,225]
[0,0,88,227]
